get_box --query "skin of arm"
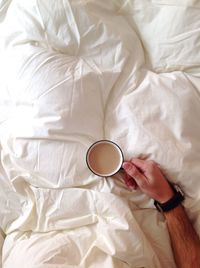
[164,205,200,268]
[122,158,200,268]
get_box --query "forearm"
[164,205,200,268]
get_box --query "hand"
[122,158,174,203]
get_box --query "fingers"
[123,173,138,190]
[130,158,147,172]
[130,158,158,172]
[122,162,147,187]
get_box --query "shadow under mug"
[86,140,124,177]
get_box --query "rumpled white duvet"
[0,0,200,267]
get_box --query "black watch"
[154,184,185,213]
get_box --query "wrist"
[157,190,175,204]
[156,187,175,204]
[154,184,185,213]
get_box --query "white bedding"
[0,0,200,267]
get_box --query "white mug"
[86,140,124,177]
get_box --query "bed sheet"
[0,0,200,267]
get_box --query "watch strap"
[154,190,184,213]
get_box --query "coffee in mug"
[86,140,124,177]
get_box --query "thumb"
[122,162,147,187]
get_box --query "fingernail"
[123,162,132,170]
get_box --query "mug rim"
[86,139,124,177]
